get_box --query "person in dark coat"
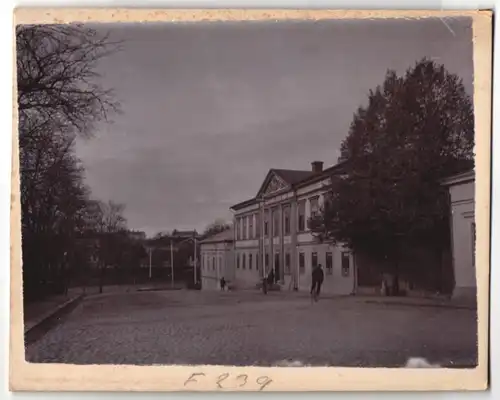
[220,277,226,291]
[311,264,324,301]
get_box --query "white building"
[230,161,356,294]
[199,228,234,290]
[442,169,476,301]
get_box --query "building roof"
[199,228,234,244]
[230,161,348,211]
[273,169,315,185]
[441,169,475,187]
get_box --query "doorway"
[274,253,280,283]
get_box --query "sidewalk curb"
[363,299,477,311]
[136,286,183,292]
[24,294,85,345]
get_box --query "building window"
[265,252,269,269]
[285,252,291,275]
[471,222,476,267]
[273,208,280,237]
[213,257,216,271]
[242,217,247,240]
[219,256,223,273]
[299,253,305,275]
[242,253,246,269]
[341,252,350,277]
[264,210,269,236]
[236,219,241,240]
[256,254,260,273]
[237,254,240,269]
[311,252,318,268]
[274,253,280,281]
[255,213,260,238]
[249,216,254,239]
[310,196,320,218]
[283,206,291,235]
[298,201,306,232]
[249,253,253,270]
[326,252,333,275]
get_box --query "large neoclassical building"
[229,161,356,295]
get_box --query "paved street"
[25,290,478,368]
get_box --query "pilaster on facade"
[305,198,311,223]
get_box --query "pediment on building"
[257,171,290,198]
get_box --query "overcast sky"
[75,17,474,237]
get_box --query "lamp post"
[170,241,174,288]
[148,247,153,279]
[193,236,197,285]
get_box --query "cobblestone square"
[26,290,478,368]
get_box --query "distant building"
[127,230,146,241]
[442,169,476,301]
[199,228,234,290]
[143,230,201,274]
[230,161,356,294]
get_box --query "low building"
[230,161,356,294]
[442,169,476,301]
[199,228,234,290]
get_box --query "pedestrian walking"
[310,264,324,302]
[220,277,226,291]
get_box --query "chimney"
[311,161,324,174]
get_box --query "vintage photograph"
[17,15,480,371]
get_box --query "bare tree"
[82,199,128,293]
[17,24,122,300]
[16,24,121,140]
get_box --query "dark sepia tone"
[18,17,478,369]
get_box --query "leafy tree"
[202,219,231,238]
[310,58,474,293]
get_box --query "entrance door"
[274,253,280,282]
